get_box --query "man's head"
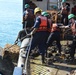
[68,14,76,24]
[62,0,66,6]
[42,11,50,18]
[25,4,30,9]
[42,12,49,16]
[34,7,42,17]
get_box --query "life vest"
[71,23,76,35]
[37,16,48,32]
[51,23,60,32]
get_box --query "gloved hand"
[28,32,33,35]
[26,32,33,37]
[30,32,33,35]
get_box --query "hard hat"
[25,4,30,8]
[34,7,42,15]
[62,0,66,3]
[42,11,49,17]
[68,14,75,20]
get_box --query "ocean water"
[0,0,22,47]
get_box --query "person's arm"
[14,33,20,44]
[24,13,28,21]
[22,11,26,24]
[24,11,29,21]
[14,37,18,44]
[30,17,41,35]
[30,28,38,35]
[59,25,69,28]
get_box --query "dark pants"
[30,31,49,63]
[61,14,68,26]
[47,31,61,53]
[70,36,76,58]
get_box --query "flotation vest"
[51,23,60,32]
[71,23,76,35]
[37,16,48,32]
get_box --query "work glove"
[26,32,33,38]
[28,32,33,35]
[30,32,33,35]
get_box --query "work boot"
[55,51,61,56]
[67,55,75,64]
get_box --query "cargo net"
[30,59,51,75]
[27,41,76,75]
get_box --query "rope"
[55,70,59,75]
[24,35,33,74]
[4,34,31,51]
[4,44,17,51]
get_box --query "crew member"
[41,11,52,56]
[60,0,70,25]
[28,7,50,63]
[22,4,35,29]
[47,23,62,55]
[61,14,76,60]
[15,29,27,44]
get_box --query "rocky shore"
[0,44,19,75]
